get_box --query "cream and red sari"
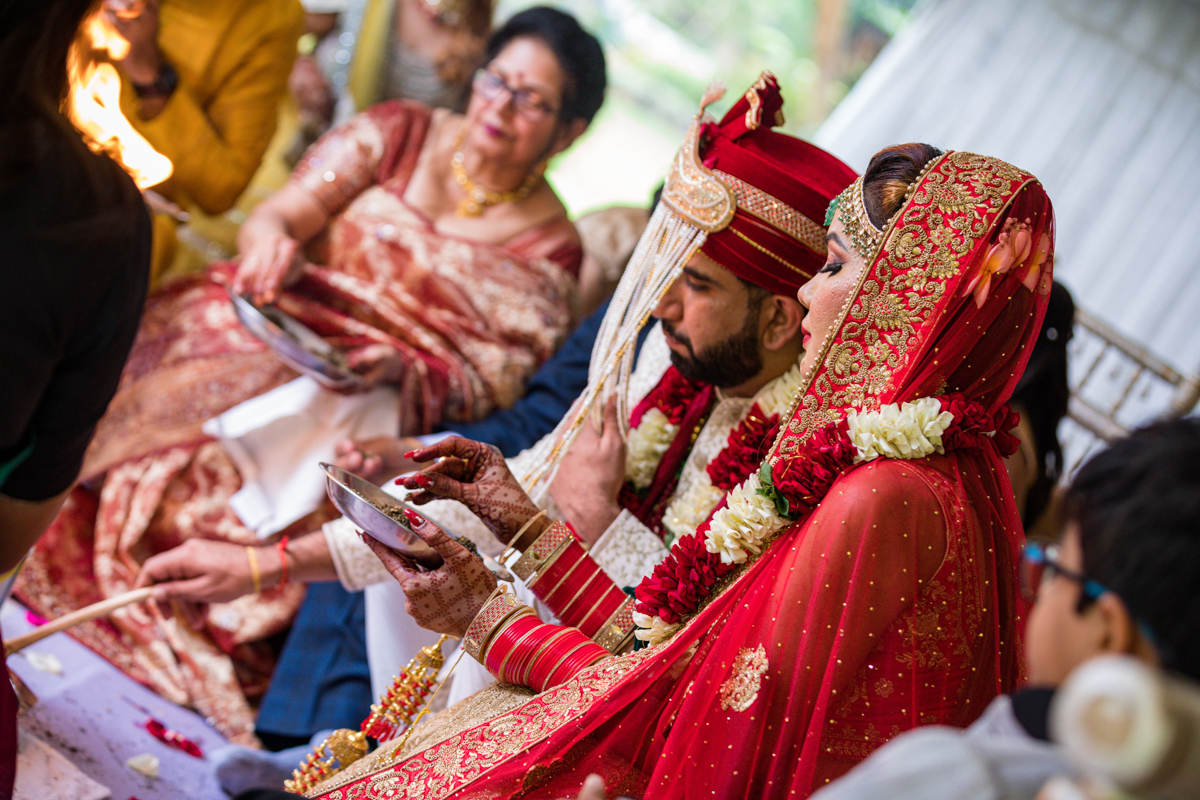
[309,151,1053,797]
[15,101,580,743]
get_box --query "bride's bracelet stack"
[513,520,638,653]
[463,583,608,692]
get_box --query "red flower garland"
[635,394,1019,629]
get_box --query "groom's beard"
[662,311,764,390]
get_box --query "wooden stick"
[4,587,154,656]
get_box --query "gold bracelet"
[246,546,262,595]
[462,589,528,663]
[511,520,574,582]
[511,510,548,548]
[592,597,637,653]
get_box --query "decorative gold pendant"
[284,635,448,793]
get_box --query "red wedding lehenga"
[15,101,581,743]
[309,150,1053,798]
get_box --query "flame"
[67,10,173,190]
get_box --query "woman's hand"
[361,509,497,638]
[233,227,306,306]
[400,437,544,545]
[334,436,424,482]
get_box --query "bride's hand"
[360,509,496,638]
[400,436,542,545]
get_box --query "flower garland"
[659,361,804,546]
[623,368,705,490]
[633,393,1020,646]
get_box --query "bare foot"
[333,436,423,482]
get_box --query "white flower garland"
[847,397,954,462]
[660,361,805,546]
[624,407,677,490]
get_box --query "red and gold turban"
[662,73,857,296]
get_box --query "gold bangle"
[593,597,637,653]
[511,509,548,549]
[522,628,574,687]
[463,589,530,663]
[246,546,262,594]
[512,521,574,582]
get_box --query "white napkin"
[203,377,401,538]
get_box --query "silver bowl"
[226,286,364,391]
[320,463,443,569]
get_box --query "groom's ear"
[760,295,805,352]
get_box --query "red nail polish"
[403,508,425,527]
[403,450,417,459]
[413,474,430,487]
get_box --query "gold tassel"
[283,635,448,794]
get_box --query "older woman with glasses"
[14,6,605,745]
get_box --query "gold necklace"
[450,124,543,217]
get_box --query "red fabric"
[697,74,857,292]
[318,152,1053,799]
[0,624,17,799]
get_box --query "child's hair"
[1064,417,1200,680]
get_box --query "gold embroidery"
[308,650,654,798]
[718,172,828,256]
[718,644,769,712]
[661,86,736,233]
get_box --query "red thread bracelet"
[277,535,290,587]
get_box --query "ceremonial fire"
[67,7,172,190]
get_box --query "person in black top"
[0,0,151,574]
[0,2,151,789]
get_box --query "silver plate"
[320,463,443,569]
[226,286,364,390]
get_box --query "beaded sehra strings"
[520,204,706,489]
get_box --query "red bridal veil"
[313,151,1054,800]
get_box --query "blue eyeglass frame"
[1021,540,1108,603]
[1021,539,1167,657]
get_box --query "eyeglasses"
[1019,539,1108,604]
[1020,538,1168,660]
[472,69,559,120]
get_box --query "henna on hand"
[399,436,542,544]
[361,508,497,638]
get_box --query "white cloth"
[203,376,400,538]
[809,695,1072,800]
